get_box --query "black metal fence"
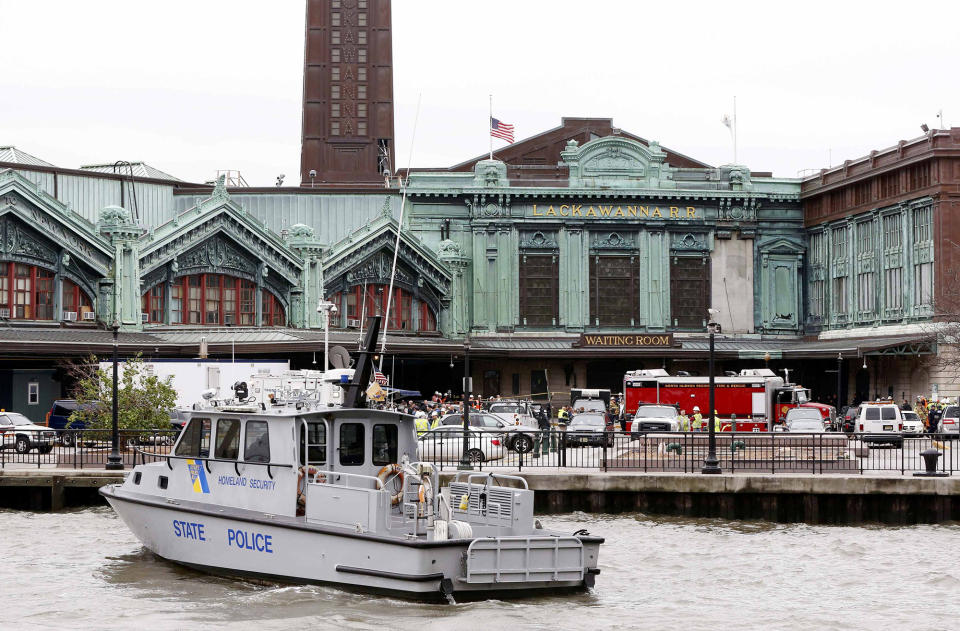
[4,428,959,476]
[0,429,178,469]
[415,430,960,476]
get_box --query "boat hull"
[101,484,599,600]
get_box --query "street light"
[836,352,843,410]
[702,308,721,474]
[316,299,338,373]
[459,338,472,470]
[105,321,124,471]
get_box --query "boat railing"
[454,471,529,489]
[310,470,384,491]
[133,447,295,479]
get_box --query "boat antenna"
[379,92,422,370]
[343,315,382,408]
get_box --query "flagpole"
[733,95,738,164]
[489,94,493,161]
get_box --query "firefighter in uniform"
[677,409,689,432]
[691,406,703,431]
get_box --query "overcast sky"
[2,0,956,185]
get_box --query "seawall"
[2,469,959,525]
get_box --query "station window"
[244,421,270,463]
[62,279,94,320]
[358,67,367,81]
[372,424,398,466]
[331,85,340,99]
[331,121,340,136]
[331,103,341,118]
[669,255,708,329]
[331,48,340,63]
[214,419,241,460]
[331,67,340,81]
[141,284,164,323]
[339,423,364,466]
[27,382,39,405]
[331,30,340,45]
[357,121,367,136]
[175,418,211,458]
[357,85,366,99]
[143,274,281,326]
[591,255,641,327]
[519,253,559,327]
[328,285,436,332]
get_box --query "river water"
[3,507,956,631]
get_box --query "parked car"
[939,405,960,436]
[417,427,505,463]
[840,405,860,433]
[856,402,903,446]
[46,399,96,447]
[0,412,56,454]
[901,410,924,436]
[168,408,190,433]
[436,413,537,453]
[781,407,828,433]
[562,412,614,448]
[629,404,680,437]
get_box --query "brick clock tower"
[300,0,396,186]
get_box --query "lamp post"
[701,309,721,474]
[836,352,843,411]
[459,338,472,470]
[105,321,124,471]
[316,299,338,373]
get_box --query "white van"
[857,402,903,446]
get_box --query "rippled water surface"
[3,507,958,631]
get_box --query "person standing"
[691,406,703,431]
[677,409,689,432]
[532,408,551,459]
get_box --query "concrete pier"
[2,468,959,524]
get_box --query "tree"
[69,353,177,431]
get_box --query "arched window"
[63,278,94,319]
[329,284,437,332]
[0,263,83,321]
[142,273,284,326]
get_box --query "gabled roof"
[80,161,182,182]
[441,117,712,172]
[0,146,56,168]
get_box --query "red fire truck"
[622,368,833,432]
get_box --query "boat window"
[175,417,211,457]
[339,423,364,466]
[372,424,398,465]
[214,419,241,460]
[299,420,327,465]
[244,421,271,463]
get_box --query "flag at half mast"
[490,117,515,144]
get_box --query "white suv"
[856,402,903,446]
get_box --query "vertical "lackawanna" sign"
[576,334,675,348]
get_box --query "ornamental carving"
[591,231,636,250]
[180,235,256,275]
[519,230,558,250]
[718,198,759,222]
[347,252,415,287]
[288,223,314,238]
[0,217,58,263]
[465,193,511,218]
[99,205,132,226]
[140,211,300,284]
[437,239,462,258]
[670,232,707,251]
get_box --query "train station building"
[0,0,956,416]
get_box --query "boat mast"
[343,315,382,408]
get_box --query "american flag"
[373,370,389,386]
[490,117,515,144]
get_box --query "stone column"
[97,205,144,330]
[438,239,470,336]
[285,223,327,329]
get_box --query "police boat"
[100,316,602,601]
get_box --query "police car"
[0,412,56,454]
